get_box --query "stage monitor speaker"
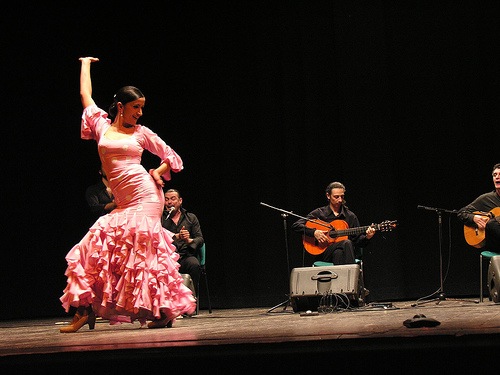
[289,264,362,312]
[487,255,500,303]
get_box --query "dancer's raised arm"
[79,57,99,109]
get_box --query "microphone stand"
[260,202,325,313]
[412,205,478,306]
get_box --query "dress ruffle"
[60,208,197,325]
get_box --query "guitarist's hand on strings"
[314,230,331,245]
[473,214,490,230]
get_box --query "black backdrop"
[2,1,499,320]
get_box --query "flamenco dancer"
[59,57,196,333]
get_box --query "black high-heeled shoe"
[60,306,96,333]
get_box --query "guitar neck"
[330,225,372,238]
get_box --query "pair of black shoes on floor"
[403,314,440,328]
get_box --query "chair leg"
[204,272,212,313]
[480,254,483,303]
[195,281,200,316]
[195,271,213,314]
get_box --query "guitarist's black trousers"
[320,239,356,265]
[485,218,500,252]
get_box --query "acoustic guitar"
[303,219,398,255]
[463,207,500,248]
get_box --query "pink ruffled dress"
[60,104,196,326]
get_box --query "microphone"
[417,205,458,214]
[165,206,175,219]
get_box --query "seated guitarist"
[458,162,500,252]
[291,181,376,265]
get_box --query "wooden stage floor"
[1,298,499,373]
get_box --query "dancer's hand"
[149,169,164,187]
[79,57,99,63]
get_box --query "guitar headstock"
[378,220,398,232]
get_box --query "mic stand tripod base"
[411,292,446,307]
[267,297,291,313]
[412,292,479,307]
